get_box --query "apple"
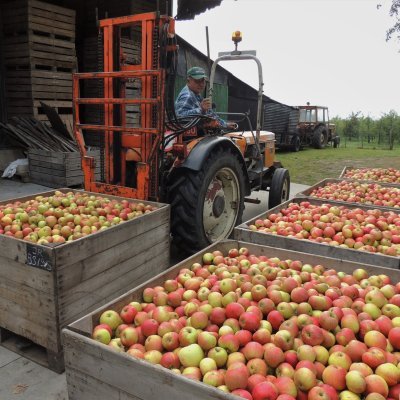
[202,370,224,387]
[208,346,228,367]
[178,326,198,346]
[99,310,123,331]
[199,357,217,375]
[92,327,111,345]
[293,367,317,392]
[225,363,250,391]
[178,344,204,367]
[160,352,180,369]
[375,362,400,386]
[322,365,347,390]
[252,381,279,400]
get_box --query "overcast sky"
[174,0,399,119]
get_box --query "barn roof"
[175,0,223,20]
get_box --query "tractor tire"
[168,148,245,254]
[268,168,290,209]
[333,136,340,148]
[312,126,328,149]
[291,135,301,152]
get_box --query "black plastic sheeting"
[175,0,223,20]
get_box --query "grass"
[275,141,400,186]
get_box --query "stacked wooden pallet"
[1,0,76,129]
[28,148,101,188]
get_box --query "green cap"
[187,66,207,80]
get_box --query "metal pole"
[205,26,212,96]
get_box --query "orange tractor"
[73,12,290,253]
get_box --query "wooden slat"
[0,328,64,374]
[235,197,400,269]
[66,368,143,400]
[30,165,83,178]
[29,171,83,187]
[68,239,400,337]
[54,207,170,269]
[29,22,75,39]
[59,241,169,326]
[58,223,169,292]
[30,0,76,18]
[29,7,75,25]
[29,159,87,171]
[29,14,75,33]
[0,297,59,351]
[0,278,56,316]
[63,330,235,400]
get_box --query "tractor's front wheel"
[168,148,245,254]
[268,168,290,209]
[313,126,328,149]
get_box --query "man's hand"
[200,98,212,113]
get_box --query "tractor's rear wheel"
[168,148,245,254]
[313,126,328,149]
[268,168,290,209]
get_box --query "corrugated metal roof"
[175,0,222,20]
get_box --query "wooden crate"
[62,239,400,399]
[28,149,101,188]
[234,197,400,269]
[297,178,400,212]
[0,189,170,372]
[339,166,400,188]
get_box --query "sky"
[174,0,400,119]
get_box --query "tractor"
[297,105,339,149]
[72,12,290,253]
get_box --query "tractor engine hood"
[175,0,223,20]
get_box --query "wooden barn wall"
[228,74,268,131]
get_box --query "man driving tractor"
[175,66,237,130]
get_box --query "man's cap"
[187,66,207,80]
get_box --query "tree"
[387,0,400,43]
[343,112,361,141]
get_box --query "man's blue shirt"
[174,85,227,128]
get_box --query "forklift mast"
[73,12,176,201]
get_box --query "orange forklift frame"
[73,12,175,200]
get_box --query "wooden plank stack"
[0,0,76,129]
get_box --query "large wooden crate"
[62,240,400,400]
[234,197,400,269]
[0,189,170,372]
[339,166,400,188]
[28,148,101,188]
[297,178,400,211]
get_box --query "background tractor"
[72,13,290,253]
[297,104,339,149]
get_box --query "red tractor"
[73,12,290,253]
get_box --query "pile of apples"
[93,247,400,400]
[308,181,400,208]
[0,191,157,244]
[343,168,400,184]
[247,201,400,257]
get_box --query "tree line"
[331,111,400,150]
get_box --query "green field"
[276,141,400,186]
